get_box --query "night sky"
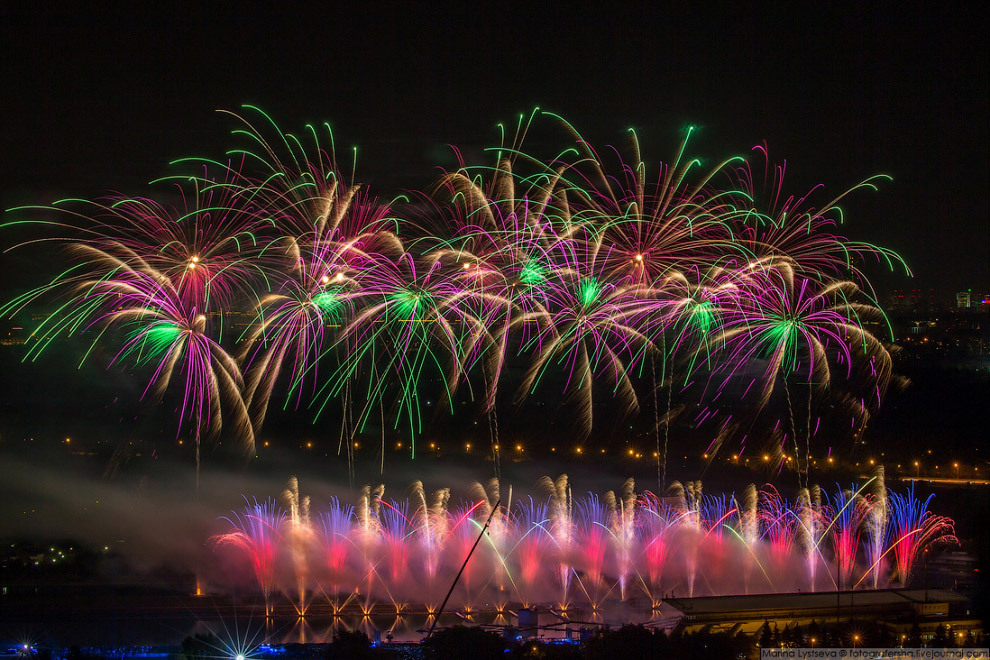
[2,3,986,298]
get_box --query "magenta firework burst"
[3,107,907,482]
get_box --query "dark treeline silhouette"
[82,624,989,660]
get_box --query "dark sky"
[2,2,987,297]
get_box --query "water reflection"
[7,603,672,647]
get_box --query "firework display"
[211,475,956,615]
[2,107,909,477]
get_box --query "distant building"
[665,588,981,643]
[889,288,937,313]
[957,291,972,308]
[0,324,26,346]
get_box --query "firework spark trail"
[610,478,637,601]
[411,480,451,585]
[281,477,312,614]
[447,500,488,610]
[538,474,574,608]
[377,499,413,588]
[209,476,956,614]
[511,497,552,606]
[827,485,869,588]
[3,108,912,483]
[225,107,400,437]
[236,202,395,434]
[515,238,660,437]
[734,483,760,593]
[698,493,734,590]
[317,496,355,602]
[712,262,891,487]
[314,248,509,455]
[667,479,704,598]
[468,478,513,601]
[1,171,261,489]
[412,164,567,412]
[794,484,828,591]
[572,492,612,608]
[213,498,286,616]
[865,465,889,589]
[544,117,744,286]
[22,249,254,487]
[887,484,958,587]
[637,491,675,604]
[731,144,911,295]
